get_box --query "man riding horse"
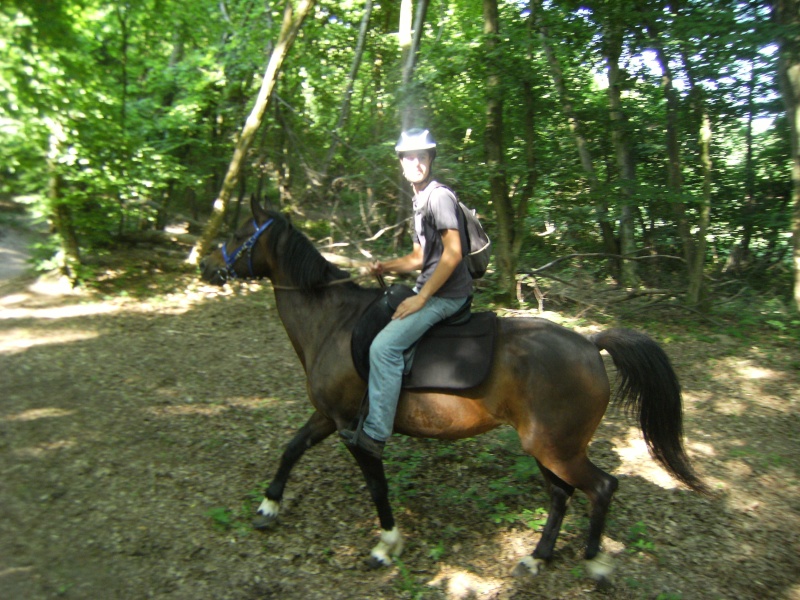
[339,128,473,459]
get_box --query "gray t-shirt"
[411,180,473,298]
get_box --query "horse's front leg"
[346,446,404,568]
[253,410,336,529]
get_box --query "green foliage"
[520,507,548,531]
[710,291,800,340]
[392,558,429,599]
[206,506,234,530]
[627,521,656,555]
[0,0,793,302]
[427,540,447,561]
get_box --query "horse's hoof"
[252,513,278,531]
[253,498,280,531]
[367,526,403,568]
[585,552,614,586]
[512,556,545,578]
[365,555,390,569]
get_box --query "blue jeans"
[363,294,468,441]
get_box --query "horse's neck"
[272,287,367,372]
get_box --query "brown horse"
[200,196,706,580]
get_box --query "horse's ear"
[251,194,269,220]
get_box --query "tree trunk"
[773,0,800,312]
[47,121,82,281]
[399,0,430,130]
[531,0,616,256]
[188,0,315,265]
[641,9,695,267]
[727,65,758,272]
[687,107,712,307]
[483,0,517,302]
[603,19,638,287]
[318,0,373,186]
[394,0,430,250]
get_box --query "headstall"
[220,218,274,280]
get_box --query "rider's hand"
[392,293,428,320]
[369,261,384,276]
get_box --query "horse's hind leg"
[515,456,618,583]
[558,457,618,582]
[581,461,618,582]
[514,461,574,577]
[253,410,336,529]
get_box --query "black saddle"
[351,285,497,390]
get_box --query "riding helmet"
[395,128,437,158]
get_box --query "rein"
[271,273,377,291]
[220,215,385,290]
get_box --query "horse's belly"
[393,393,499,440]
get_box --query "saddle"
[351,285,497,390]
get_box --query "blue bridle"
[220,218,274,280]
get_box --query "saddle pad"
[402,312,497,390]
[351,287,497,390]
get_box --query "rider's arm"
[374,243,423,274]
[415,228,462,300]
[390,229,462,320]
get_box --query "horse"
[199,196,706,581]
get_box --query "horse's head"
[200,195,276,285]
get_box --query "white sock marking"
[257,498,280,517]
[585,552,614,581]
[517,555,545,576]
[370,527,404,565]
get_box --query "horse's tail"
[590,328,708,494]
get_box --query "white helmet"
[395,128,437,156]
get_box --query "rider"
[340,128,473,459]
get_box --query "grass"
[627,521,656,555]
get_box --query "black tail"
[591,328,707,494]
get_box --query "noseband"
[219,218,274,280]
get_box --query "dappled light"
[0,303,120,321]
[611,426,680,490]
[146,396,281,418]
[13,439,76,458]
[0,327,99,353]
[1,244,798,599]
[1,0,797,594]
[427,567,505,599]
[3,407,75,422]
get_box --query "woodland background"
[3,3,800,599]
[1,0,799,317]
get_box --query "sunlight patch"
[686,441,716,457]
[0,328,99,353]
[146,404,227,417]
[15,439,76,457]
[225,396,280,409]
[613,427,678,489]
[427,566,505,599]
[0,303,120,320]
[3,407,75,422]
[739,365,777,380]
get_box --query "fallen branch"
[525,252,685,275]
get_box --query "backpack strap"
[416,181,469,258]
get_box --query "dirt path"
[1,247,799,599]
[0,226,32,281]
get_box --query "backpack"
[427,183,492,279]
[458,201,492,279]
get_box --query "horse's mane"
[264,210,354,291]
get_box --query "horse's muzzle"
[199,258,228,286]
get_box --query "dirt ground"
[1,219,799,600]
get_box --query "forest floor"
[1,208,799,599]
